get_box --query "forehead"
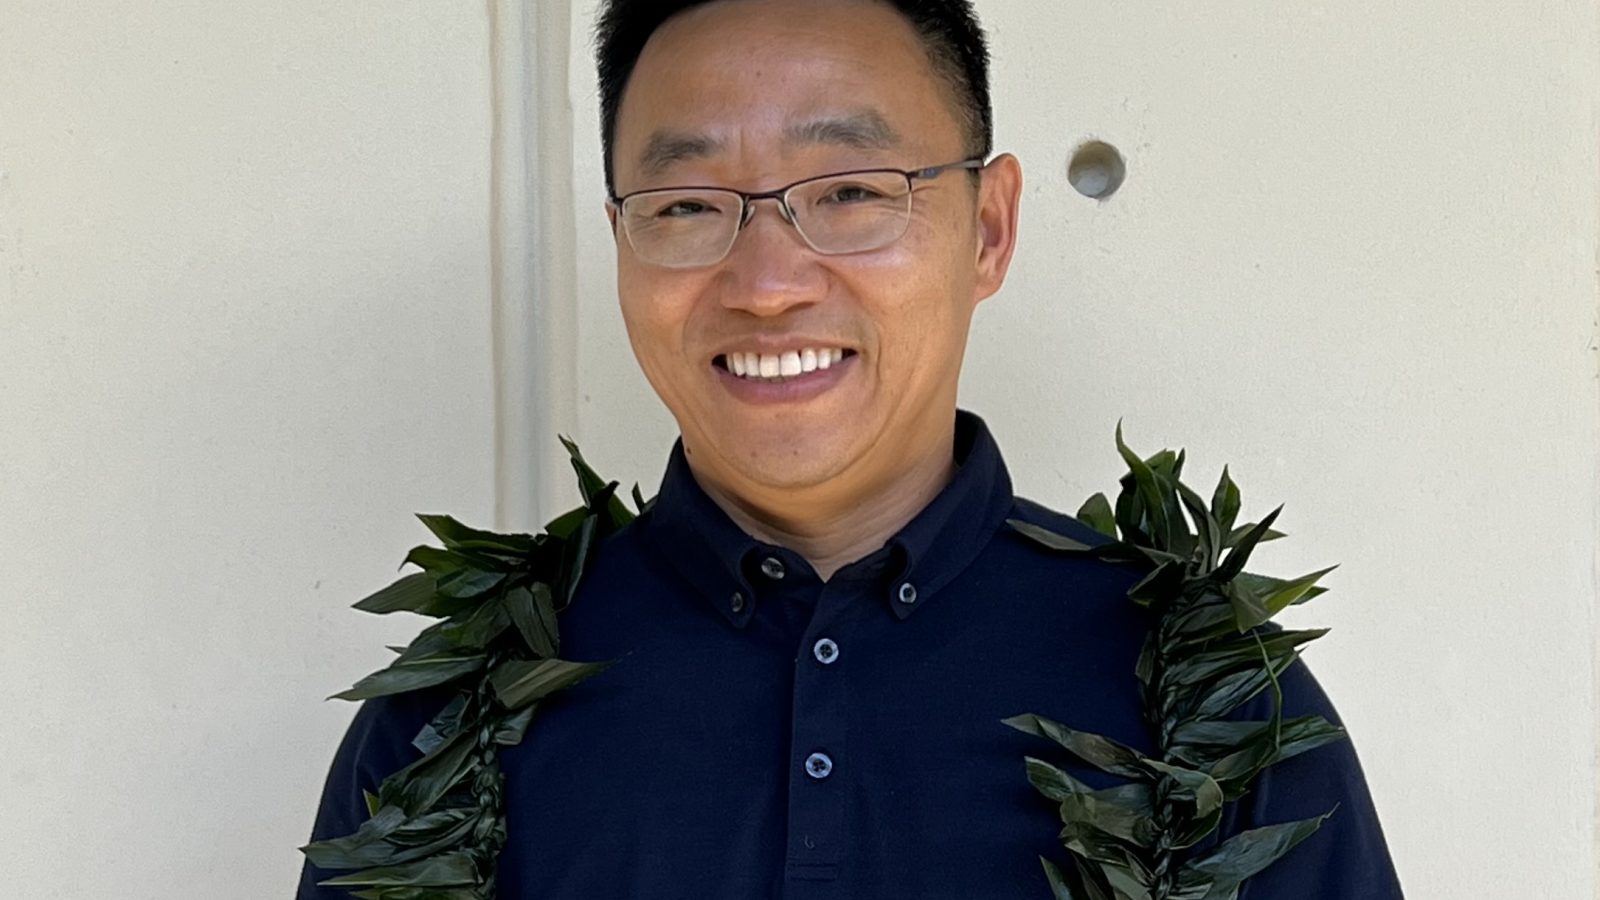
[612,0,963,184]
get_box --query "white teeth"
[726,347,848,380]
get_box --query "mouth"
[712,347,858,384]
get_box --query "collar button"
[730,591,747,613]
[759,556,786,580]
[896,582,918,605]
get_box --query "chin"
[718,432,856,492]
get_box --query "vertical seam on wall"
[488,0,578,531]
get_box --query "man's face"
[610,0,1019,501]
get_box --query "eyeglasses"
[608,158,986,269]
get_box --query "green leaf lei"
[301,429,1344,899]
[1003,426,1345,900]
[301,440,637,898]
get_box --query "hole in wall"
[1068,140,1126,200]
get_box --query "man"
[299,0,1404,896]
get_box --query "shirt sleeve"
[1225,656,1406,899]
[295,689,443,900]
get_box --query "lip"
[713,352,857,405]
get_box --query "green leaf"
[1177,481,1223,570]
[1222,522,1285,549]
[401,545,468,576]
[1180,811,1336,888]
[1172,714,1343,756]
[560,514,600,610]
[1040,857,1078,900]
[488,657,615,709]
[319,851,479,888]
[1210,466,1242,535]
[561,436,636,526]
[1167,595,1238,642]
[1144,759,1223,819]
[411,692,468,755]
[1127,561,1185,607]
[1223,579,1273,631]
[349,887,482,900]
[415,514,535,555]
[1057,788,1157,847]
[1024,756,1096,801]
[1114,423,1193,557]
[1101,861,1153,900]
[353,573,441,616]
[1183,651,1300,722]
[505,584,559,658]
[1258,567,1337,617]
[543,505,588,541]
[1076,493,1116,538]
[432,567,508,601]
[376,731,478,817]
[1058,819,1139,868]
[437,594,511,649]
[301,804,409,868]
[385,808,477,848]
[331,652,487,702]
[493,702,539,746]
[1003,713,1150,780]
[1171,629,1328,689]
[1009,518,1095,553]
[1234,571,1327,609]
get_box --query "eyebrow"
[635,111,902,179]
[637,131,724,178]
[783,111,902,152]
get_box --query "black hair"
[594,0,992,193]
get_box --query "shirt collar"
[640,410,1015,628]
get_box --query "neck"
[691,431,958,581]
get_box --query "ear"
[971,153,1023,305]
[605,202,619,230]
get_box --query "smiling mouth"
[713,348,856,383]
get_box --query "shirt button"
[760,556,786,580]
[897,582,918,604]
[804,752,833,780]
[812,638,839,665]
[730,591,746,613]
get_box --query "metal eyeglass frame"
[607,157,988,267]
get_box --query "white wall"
[1,1,1595,898]
[0,2,496,897]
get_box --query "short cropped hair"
[594,0,993,192]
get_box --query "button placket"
[785,581,848,878]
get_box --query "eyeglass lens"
[620,170,914,268]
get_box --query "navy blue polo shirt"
[298,411,1403,899]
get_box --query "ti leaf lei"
[302,429,1345,900]
[1003,426,1346,900]
[301,440,638,898]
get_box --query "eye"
[656,199,717,218]
[820,183,886,204]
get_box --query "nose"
[715,198,825,317]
